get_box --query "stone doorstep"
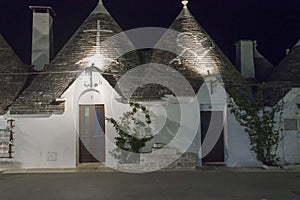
[77,163,116,172]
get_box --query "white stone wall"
[226,109,261,167]
[278,88,300,164]
[8,72,124,169]
[226,88,300,166]
[7,71,295,169]
[7,71,201,169]
[196,79,261,167]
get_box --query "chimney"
[235,40,255,79]
[29,6,56,71]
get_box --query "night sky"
[0,0,299,66]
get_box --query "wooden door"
[79,105,105,163]
[201,111,224,163]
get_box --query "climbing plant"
[106,102,153,154]
[228,83,284,166]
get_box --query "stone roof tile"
[270,40,300,83]
[10,1,139,114]
[152,5,251,102]
[0,34,29,114]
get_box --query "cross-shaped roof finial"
[182,0,189,9]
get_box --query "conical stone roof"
[11,0,139,114]
[270,39,300,84]
[151,1,251,100]
[260,39,300,106]
[0,34,28,114]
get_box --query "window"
[284,119,298,130]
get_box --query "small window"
[284,119,298,130]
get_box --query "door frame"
[77,104,105,164]
[283,118,300,164]
[200,104,226,165]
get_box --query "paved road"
[0,171,299,200]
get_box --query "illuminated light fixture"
[84,54,104,69]
[76,54,104,70]
[182,0,189,9]
[55,98,66,102]
[196,66,215,76]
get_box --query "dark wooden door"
[201,111,224,163]
[79,105,105,163]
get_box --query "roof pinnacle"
[182,0,189,9]
[93,0,108,14]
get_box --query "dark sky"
[0,0,299,66]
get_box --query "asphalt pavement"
[0,171,299,200]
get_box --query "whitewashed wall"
[8,71,201,169]
[10,85,78,168]
[278,88,300,164]
[226,110,261,167]
[194,78,261,167]
[6,72,293,168]
[8,71,126,169]
[4,72,218,168]
[226,88,300,166]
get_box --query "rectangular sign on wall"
[0,130,11,155]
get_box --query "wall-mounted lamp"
[207,70,211,76]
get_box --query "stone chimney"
[235,40,255,79]
[29,6,56,71]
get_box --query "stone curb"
[1,166,300,174]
